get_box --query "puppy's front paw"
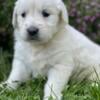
[0,82,8,89]
[0,81,19,90]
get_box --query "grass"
[0,51,100,100]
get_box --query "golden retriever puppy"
[1,0,100,100]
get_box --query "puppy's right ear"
[12,3,18,29]
[58,0,69,24]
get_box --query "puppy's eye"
[42,10,50,18]
[21,12,26,18]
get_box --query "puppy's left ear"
[12,2,18,29]
[58,1,69,24]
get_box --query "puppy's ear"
[12,3,18,29]
[59,1,69,24]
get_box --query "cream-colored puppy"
[1,0,100,100]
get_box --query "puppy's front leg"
[44,64,73,100]
[5,58,31,89]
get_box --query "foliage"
[64,0,100,43]
[0,50,12,81]
[0,63,100,100]
[0,0,14,50]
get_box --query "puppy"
[1,0,100,100]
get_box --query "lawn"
[0,51,100,100]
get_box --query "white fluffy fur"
[2,0,100,100]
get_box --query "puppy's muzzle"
[27,27,39,40]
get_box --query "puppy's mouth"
[27,34,41,42]
[28,36,40,41]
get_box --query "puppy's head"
[13,0,68,43]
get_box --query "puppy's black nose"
[27,27,39,37]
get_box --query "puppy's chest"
[21,47,57,76]
[16,42,67,76]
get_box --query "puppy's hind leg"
[5,58,31,90]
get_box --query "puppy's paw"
[0,81,19,90]
[0,82,8,89]
[0,81,16,95]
